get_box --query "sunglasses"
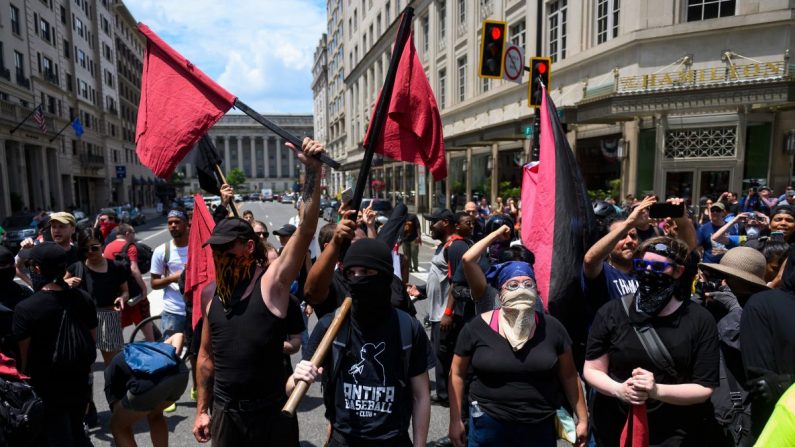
[502,279,535,291]
[88,244,103,253]
[256,231,269,239]
[633,259,676,273]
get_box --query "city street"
[87,200,447,447]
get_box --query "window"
[74,16,84,37]
[377,14,381,36]
[78,49,86,68]
[686,0,735,21]
[104,69,113,87]
[439,1,446,41]
[482,77,490,93]
[457,0,466,26]
[78,79,88,99]
[510,20,526,51]
[60,5,66,24]
[103,42,112,60]
[385,1,390,24]
[101,16,110,34]
[457,56,467,102]
[66,73,73,91]
[422,15,430,53]
[596,0,619,44]
[13,50,23,77]
[10,4,20,34]
[548,0,567,62]
[63,39,70,58]
[438,68,446,108]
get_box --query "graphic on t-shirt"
[348,342,385,385]
[611,277,638,297]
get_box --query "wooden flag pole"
[213,164,240,218]
[282,297,352,417]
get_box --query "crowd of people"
[1,137,794,447]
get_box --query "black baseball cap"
[203,217,257,247]
[273,224,297,237]
[423,208,455,223]
[29,242,67,267]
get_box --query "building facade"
[182,114,314,195]
[312,33,330,190]
[0,0,157,218]
[315,0,795,212]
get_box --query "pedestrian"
[16,212,80,288]
[192,137,325,445]
[290,238,434,446]
[242,210,254,224]
[104,334,189,447]
[401,213,421,272]
[464,202,485,242]
[698,202,736,263]
[13,242,97,446]
[584,236,720,446]
[150,210,189,338]
[448,260,588,447]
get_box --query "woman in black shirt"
[449,260,587,447]
[67,227,130,366]
[584,236,720,446]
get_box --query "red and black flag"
[521,85,596,361]
[193,134,223,196]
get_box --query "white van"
[262,188,273,201]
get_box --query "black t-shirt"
[0,282,32,356]
[68,260,130,308]
[586,298,720,446]
[12,288,97,402]
[283,296,306,378]
[455,312,571,424]
[304,310,434,440]
[314,270,415,318]
[581,262,638,323]
[402,214,421,243]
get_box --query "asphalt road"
[87,200,450,447]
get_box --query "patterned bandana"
[213,252,255,311]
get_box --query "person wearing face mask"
[290,238,434,447]
[711,212,769,249]
[584,237,720,446]
[448,261,588,447]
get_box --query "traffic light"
[528,57,552,108]
[479,20,507,79]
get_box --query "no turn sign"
[503,44,524,83]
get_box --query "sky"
[125,0,327,114]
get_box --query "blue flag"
[72,117,84,138]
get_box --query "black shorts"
[211,401,299,446]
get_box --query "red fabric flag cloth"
[135,24,236,179]
[184,194,216,329]
[621,404,650,447]
[0,352,29,380]
[363,31,446,181]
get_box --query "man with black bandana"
[584,236,720,446]
[192,137,325,446]
[290,238,433,446]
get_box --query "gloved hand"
[749,373,795,403]
[705,291,740,312]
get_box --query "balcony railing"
[43,70,58,86]
[15,73,30,89]
[0,67,9,81]
[79,152,105,166]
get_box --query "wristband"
[444,307,453,317]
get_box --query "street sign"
[503,44,524,83]
[116,165,126,179]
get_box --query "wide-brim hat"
[698,247,769,293]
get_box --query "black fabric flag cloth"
[520,85,596,367]
[376,203,409,248]
[194,134,223,195]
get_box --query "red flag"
[620,404,649,447]
[184,194,216,329]
[135,24,236,179]
[363,31,446,181]
[521,85,595,322]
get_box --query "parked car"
[280,194,294,204]
[128,207,146,226]
[261,188,273,202]
[273,193,281,203]
[234,194,243,203]
[204,195,221,209]
[2,214,37,253]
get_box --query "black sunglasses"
[256,231,269,239]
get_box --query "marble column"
[264,137,271,178]
[276,138,283,178]
[288,146,296,178]
[223,136,231,171]
[490,143,499,207]
[465,147,472,203]
[237,136,244,174]
[250,136,256,179]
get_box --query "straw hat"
[698,247,769,293]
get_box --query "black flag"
[194,134,223,195]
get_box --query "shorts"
[160,310,186,339]
[121,297,152,328]
[211,401,299,446]
[97,309,124,353]
[121,364,189,412]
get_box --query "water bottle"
[470,401,484,418]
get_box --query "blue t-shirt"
[697,222,737,263]
[582,262,638,323]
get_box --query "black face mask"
[635,269,677,315]
[0,267,15,284]
[348,272,392,323]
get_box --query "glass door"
[665,171,695,206]
[664,168,732,215]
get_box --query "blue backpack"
[123,342,179,377]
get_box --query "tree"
[226,168,246,189]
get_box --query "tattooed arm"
[263,138,325,318]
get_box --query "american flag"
[32,104,47,132]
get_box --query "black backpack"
[0,376,44,446]
[115,241,153,274]
[52,292,97,373]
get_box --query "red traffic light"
[490,26,502,40]
[536,62,547,74]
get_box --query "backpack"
[51,292,97,373]
[0,376,44,446]
[115,241,153,274]
[323,309,414,420]
[123,342,179,377]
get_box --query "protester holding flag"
[192,138,325,446]
[583,236,719,446]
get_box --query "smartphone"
[649,203,685,219]
[340,187,353,205]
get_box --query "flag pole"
[350,6,414,212]
[9,104,40,135]
[48,117,75,142]
[212,164,240,218]
[233,100,341,170]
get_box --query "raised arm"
[304,211,355,305]
[262,138,325,317]
[462,225,511,300]
[668,197,697,252]
[712,213,746,245]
